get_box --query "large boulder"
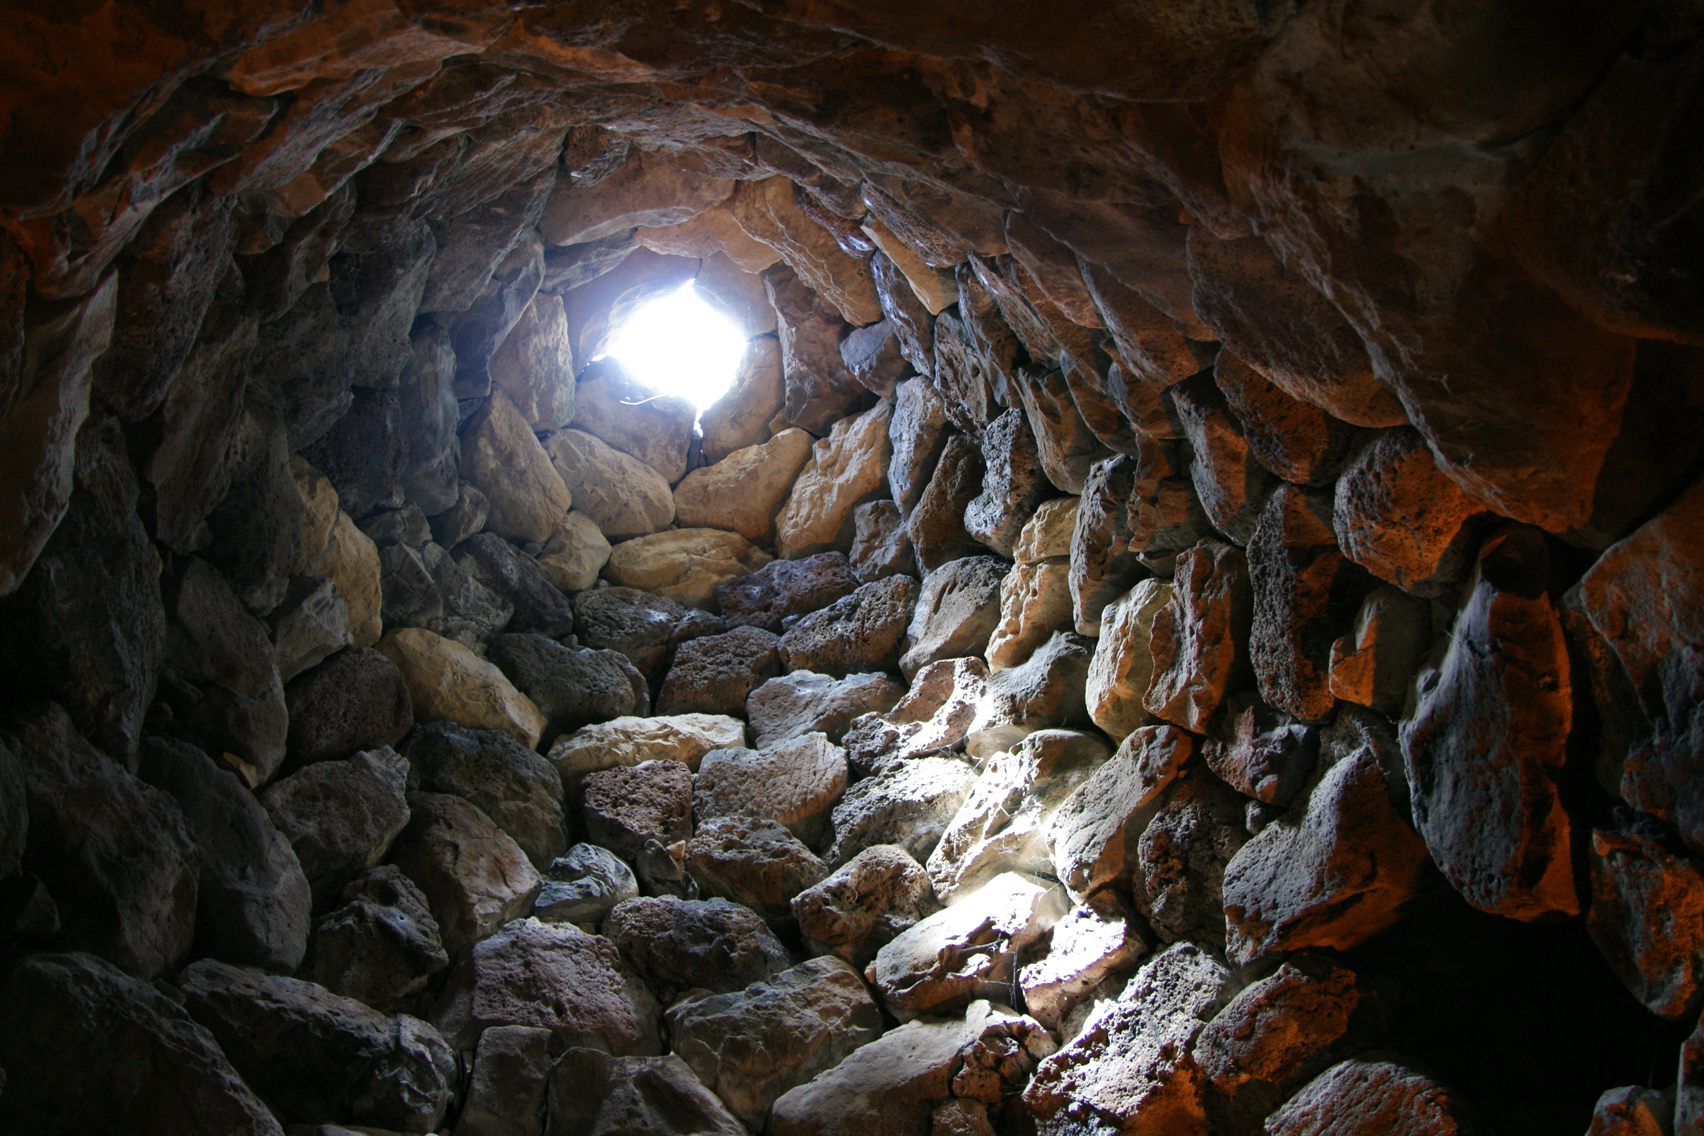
[1050,725,1195,902]
[604,895,792,1000]
[966,630,1094,757]
[604,529,772,611]
[403,720,567,869]
[568,361,697,484]
[260,746,411,909]
[656,626,782,717]
[906,434,986,571]
[685,815,828,926]
[546,1049,747,1136]
[718,552,857,635]
[842,657,987,776]
[1132,769,1249,948]
[300,866,449,1013]
[1017,893,1150,1032]
[461,388,573,546]
[388,792,542,956]
[694,734,848,851]
[573,587,694,677]
[779,574,921,677]
[543,428,675,541]
[1333,428,1487,599]
[453,532,575,639]
[747,670,905,749]
[284,647,413,768]
[1265,1057,1493,1136]
[534,843,640,926]
[1586,818,1704,1022]
[1086,579,1173,743]
[791,844,940,968]
[548,713,745,798]
[775,401,894,559]
[965,409,1053,559]
[580,760,694,864]
[674,428,814,542]
[487,633,647,742]
[377,628,547,749]
[1143,541,1253,734]
[899,556,1008,680]
[823,754,978,869]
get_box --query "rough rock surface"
[487,633,647,743]
[461,389,572,546]
[675,428,814,542]
[694,734,848,851]
[656,625,782,717]
[388,792,542,956]
[843,657,987,775]
[378,628,546,749]
[685,815,827,925]
[535,843,639,926]
[549,713,745,794]
[747,670,906,749]
[1333,429,1486,598]
[1266,1057,1491,1136]
[403,719,566,868]
[824,755,978,869]
[907,435,986,571]
[543,428,675,541]
[604,529,772,611]
[580,760,693,864]
[967,631,1094,757]
[1050,725,1195,902]
[718,553,856,635]
[603,895,791,1000]
[1144,541,1253,733]
[776,401,895,559]
[1018,893,1150,1032]
[850,500,918,582]
[300,866,448,1013]
[261,746,410,909]
[547,1049,746,1136]
[965,409,1053,559]
[780,575,921,677]
[900,556,1009,680]
[1587,819,1704,1021]
[792,844,941,968]
[1086,579,1173,742]
[284,647,413,768]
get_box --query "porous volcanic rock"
[718,552,857,634]
[284,647,413,768]
[747,669,907,749]
[261,746,411,909]
[402,719,567,869]
[792,844,941,968]
[604,895,791,1000]
[657,625,782,717]
[780,574,921,677]
[694,734,848,851]
[388,792,542,956]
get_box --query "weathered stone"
[543,428,675,541]
[1201,692,1319,807]
[454,532,575,639]
[770,1001,1049,1136]
[571,362,698,485]
[581,760,693,863]
[1585,1086,1675,1136]
[179,959,454,1133]
[1215,353,1354,488]
[1265,1057,1491,1136]
[546,1049,746,1136]
[791,844,938,967]
[138,737,310,973]
[261,746,411,909]
[395,325,462,517]
[487,633,647,742]
[298,387,408,523]
[738,178,882,327]
[780,574,921,677]
[964,409,1053,559]
[432,917,661,1055]
[419,542,515,651]
[907,435,986,571]
[430,481,489,550]
[1224,710,1430,967]
[986,557,1075,672]
[841,319,909,398]
[1050,725,1195,902]
[304,510,385,649]
[379,542,442,628]
[458,1025,553,1136]
[685,815,828,925]
[929,730,1110,904]
[668,956,882,1131]
[573,587,691,677]
[404,719,566,869]
[1133,769,1248,947]
[1144,541,1253,733]
[268,576,352,683]
[676,428,814,542]
[378,628,547,749]
[1086,579,1173,743]
[161,557,290,787]
[1587,818,1704,1021]
[1024,943,1238,1136]
[1333,428,1486,599]
[488,293,575,430]
[1018,892,1150,1032]
[1328,586,1433,715]
[1069,451,1157,636]
[548,714,746,797]
[776,400,894,559]
[301,866,449,1014]
[538,512,612,593]
[967,631,1094,758]
[718,552,857,634]
[1172,370,1276,545]
[0,952,283,1136]
[850,500,917,582]
[900,556,1008,680]
[605,895,791,1000]
[202,410,305,612]
[695,734,848,851]
[888,378,951,513]
[1400,526,1577,920]
[3,704,197,979]
[701,336,785,465]
[1015,367,1115,495]
[843,657,987,776]
[461,388,573,546]
[605,529,772,611]
[543,148,733,245]
[534,844,640,926]
[389,792,542,957]
[747,670,906,749]
[657,625,782,717]
[823,754,977,869]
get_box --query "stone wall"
[0,3,1700,1135]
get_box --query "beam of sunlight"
[605,282,749,412]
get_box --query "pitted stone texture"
[842,657,987,776]
[966,630,1094,758]
[694,735,848,851]
[685,815,828,925]
[1214,353,1355,488]
[462,388,573,546]
[543,428,675,541]
[1172,370,1276,545]
[261,746,411,909]
[573,587,692,677]
[1400,526,1578,921]
[1585,1086,1676,1136]
[419,542,516,652]
[1333,428,1487,599]
[1328,586,1434,715]
[1224,710,1429,968]
[548,714,745,796]
[986,557,1075,672]
[580,760,693,864]
[747,670,906,749]
[1018,892,1150,1032]
[604,529,772,611]
[1143,540,1253,734]
[674,428,814,542]
[268,576,349,684]
[430,917,661,1055]
[534,844,640,926]
[927,730,1110,904]
[850,499,918,582]
[657,625,782,717]
[1587,819,1704,1021]
[403,719,566,869]
[889,377,951,513]
[1201,691,1319,808]
[965,409,1053,559]
[907,435,986,571]
[285,646,413,768]
[1248,486,1374,724]
[604,895,791,1000]
[842,319,910,397]
[874,251,938,377]
[667,956,884,1131]
[547,1049,747,1136]
[378,628,547,749]
[388,792,542,957]
[301,866,449,1014]
[570,362,696,484]
[487,633,648,743]
[900,556,1008,680]
[780,574,920,677]
[823,755,978,869]
[454,532,575,639]
[1016,367,1115,495]
[1133,768,1248,948]
[1050,725,1195,902]
[718,552,856,634]
[738,179,883,327]
[1265,1057,1492,1136]
[792,844,941,968]
[776,400,895,560]
[1086,579,1172,743]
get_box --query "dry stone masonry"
[0,3,1699,1135]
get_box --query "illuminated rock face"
[0,7,1697,1136]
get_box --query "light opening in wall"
[605,281,748,411]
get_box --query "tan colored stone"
[303,510,382,649]
[570,364,697,485]
[775,401,894,559]
[674,429,813,541]
[860,217,957,315]
[1086,579,1174,743]
[701,337,784,465]
[604,529,772,610]
[377,627,546,750]
[538,511,612,593]
[986,560,1075,672]
[1014,499,1080,565]
[695,251,781,339]
[290,455,339,570]
[1144,541,1252,734]
[1327,586,1432,714]
[543,428,675,541]
[462,388,573,546]
[548,714,747,796]
[731,176,882,326]
[541,149,735,245]
[487,292,576,430]
[636,204,782,275]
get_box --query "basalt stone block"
[1050,725,1194,903]
[822,755,977,869]
[850,500,917,582]
[301,866,449,1014]
[792,844,940,969]
[1333,428,1488,599]
[547,1050,745,1136]
[604,895,791,1000]
[268,575,351,683]
[775,400,894,560]
[779,575,920,678]
[454,533,574,639]
[1586,818,1704,1021]
[889,377,951,513]
[746,670,906,750]
[574,587,692,677]
[1132,768,1248,947]
[657,626,783,718]
[899,556,1008,680]
[261,747,411,910]
[581,760,694,863]
[1265,1057,1492,1136]
[544,427,675,542]
[685,815,829,927]
[1201,691,1319,808]
[967,630,1094,758]
[534,843,640,926]
[906,435,986,571]
[718,553,857,634]
[403,719,567,870]
[285,647,414,768]
[1143,541,1253,735]
[964,409,1052,559]
[487,632,648,741]
[841,657,987,777]
[694,734,848,852]
[388,792,542,957]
